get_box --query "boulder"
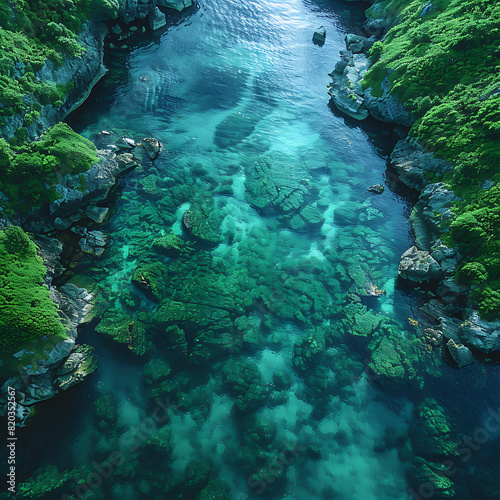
[142,137,162,159]
[363,80,413,127]
[78,229,108,256]
[398,246,443,282]
[446,339,474,367]
[150,7,166,31]
[458,311,500,353]
[328,54,371,120]
[157,0,192,11]
[313,26,326,42]
[390,140,455,191]
[55,345,98,391]
[410,183,459,250]
[367,184,384,194]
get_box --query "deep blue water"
[12,0,500,499]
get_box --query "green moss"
[0,123,97,213]
[0,226,66,353]
[362,0,500,319]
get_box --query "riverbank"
[0,0,193,425]
[329,0,500,362]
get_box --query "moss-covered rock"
[55,344,98,390]
[94,392,118,429]
[182,198,222,245]
[153,233,193,257]
[0,226,67,355]
[196,480,230,500]
[410,399,459,458]
[245,153,313,215]
[132,261,167,302]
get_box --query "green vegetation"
[362,0,500,319]
[0,123,98,212]
[0,0,118,129]
[0,225,66,352]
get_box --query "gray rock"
[85,205,109,223]
[49,150,138,221]
[157,0,192,11]
[313,26,326,42]
[398,246,443,282]
[150,7,166,30]
[430,242,456,263]
[446,339,474,367]
[333,60,348,74]
[459,311,500,353]
[328,53,370,120]
[363,82,413,127]
[79,230,108,256]
[33,235,64,280]
[55,345,98,390]
[142,137,162,159]
[390,139,455,190]
[440,257,458,276]
[409,183,459,250]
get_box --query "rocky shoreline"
[328,7,500,362]
[0,0,188,424]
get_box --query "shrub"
[0,226,66,352]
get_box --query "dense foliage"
[0,0,118,128]
[0,225,66,352]
[362,0,500,319]
[0,123,98,212]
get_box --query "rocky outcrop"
[118,0,192,23]
[328,51,370,120]
[409,183,460,251]
[363,82,413,126]
[0,281,95,425]
[1,21,108,141]
[458,311,500,353]
[390,139,455,191]
[24,150,138,234]
[55,344,98,390]
[398,246,443,282]
[142,137,162,159]
[2,0,192,142]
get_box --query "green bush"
[0,123,97,212]
[0,226,66,352]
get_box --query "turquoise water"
[14,0,500,499]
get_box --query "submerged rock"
[55,344,98,391]
[245,153,312,214]
[410,398,459,457]
[153,233,192,257]
[132,262,167,302]
[142,137,162,159]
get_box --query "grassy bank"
[362,0,500,319]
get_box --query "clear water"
[14,0,500,499]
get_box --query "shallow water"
[14,0,500,499]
